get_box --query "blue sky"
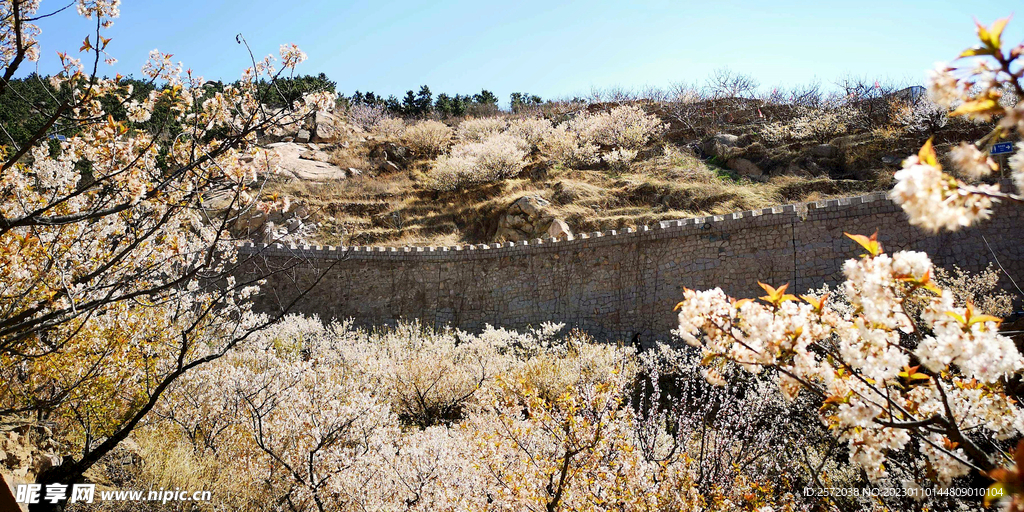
[17,0,1019,105]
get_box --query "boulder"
[285,217,303,233]
[784,162,812,177]
[808,144,840,158]
[713,133,740,146]
[296,129,311,143]
[370,142,410,165]
[310,111,341,142]
[512,195,550,218]
[505,214,527,228]
[546,218,572,239]
[268,142,349,181]
[495,195,564,242]
[726,157,763,177]
[700,133,749,159]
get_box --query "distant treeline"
[344,86,543,117]
[0,72,550,148]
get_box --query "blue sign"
[991,142,1014,155]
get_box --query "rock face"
[299,147,332,163]
[258,107,359,144]
[1,422,62,512]
[495,196,572,242]
[269,142,349,181]
[726,157,762,177]
[310,111,342,142]
[808,144,839,158]
[700,132,752,159]
[369,142,410,168]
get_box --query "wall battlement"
[241,188,1024,343]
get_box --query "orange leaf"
[758,281,797,306]
[950,96,1004,118]
[959,46,996,58]
[917,137,939,168]
[844,231,882,257]
[945,311,967,325]
[800,293,828,312]
[977,16,1011,50]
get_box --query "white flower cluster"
[279,43,307,69]
[926,64,967,109]
[891,154,998,232]
[566,105,667,150]
[917,291,1022,383]
[539,123,600,167]
[401,119,453,156]
[894,39,1024,232]
[603,147,638,171]
[948,142,996,180]
[455,117,507,142]
[426,133,529,191]
[676,244,1024,483]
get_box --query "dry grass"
[327,145,373,171]
[264,142,883,247]
[260,103,896,248]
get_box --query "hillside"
[251,92,997,248]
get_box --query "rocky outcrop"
[495,196,573,242]
[808,143,840,158]
[309,111,344,143]
[700,133,752,159]
[369,142,411,171]
[1,421,61,512]
[269,142,350,181]
[260,108,359,144]
[229,199,320,246]
[726,157,762,177]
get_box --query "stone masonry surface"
[239,186,1024,344]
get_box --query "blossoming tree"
[675,15,1024,506]
[0,1,334,508]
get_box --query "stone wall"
[240,187,1024,343]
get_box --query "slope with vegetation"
[253,72,1005,248]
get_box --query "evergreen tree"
[434,93,453,116]
[414,85,433,116]
[473,89,499,106]
[401,90,417,115]
[510,92,542,113]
